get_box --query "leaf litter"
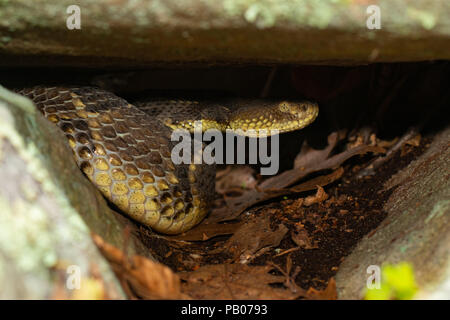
[95,129,429,300]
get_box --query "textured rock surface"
[0,0,449,67]
[336,127,450,299]
[0,86,150,299]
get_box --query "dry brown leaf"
[217,215,288,263]
[169,221,243,242]
[405,133,421,147]
[304,186,329,206]
[357,127,417,177]
[260,142,385,191]
[347,132,367,149]
[216,166,258,194]
[92,234,188,299]
[288,167,344,193]
[207,130,384,223]
[179,264,307,299]
[294,131,341,169]
[291,226,318,249]
[206,131,383,226]
[268,255,302,294]
[306,278,338,300]
[208,167,344,223]
[377,137,399,148]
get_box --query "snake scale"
[17,86,318,234]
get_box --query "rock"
[0,0,449,67]
[0,86,150,299]
[336,127,450,299]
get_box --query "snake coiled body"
[18,86,318,234]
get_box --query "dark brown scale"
[100,125,117,138]
[110,109,125,119]
[156,136,168,146]
[146,139,160,150]
[115,122,129,134]
[160,193,173,205]
[130,129,146,141]
[163,160,176,172]
[46,89,59,100]
[141,128,153,137]
[159,146,171,158]
[151,165,166,177]
[61,122,75,133]
[78,146,93,160]
[73,120,89,131]
[125,119,140,129]
[76,132,90,145]
[135,142,150,154]
[135,159,152,170]
[117,150,133,162]
[122,134,137,146]
[34,94,47,104]
[63,101,76,110]
[104,141,118,152]
[126,146,140,157]
[58,91,73,101]
[114,137,128,149]
[148,151,163,164]
[34,87,45,95]
[45,106,58,114]
[43,99,57,108]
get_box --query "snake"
[17,86,319,234]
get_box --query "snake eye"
[279,102,290,112]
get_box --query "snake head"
[228,99,319,137]
[277,100,319,127]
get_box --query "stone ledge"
[0,0,449,67]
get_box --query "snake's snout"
[279,100,318,119]
[276,100,319,132]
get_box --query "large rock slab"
[0,0,449,67]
